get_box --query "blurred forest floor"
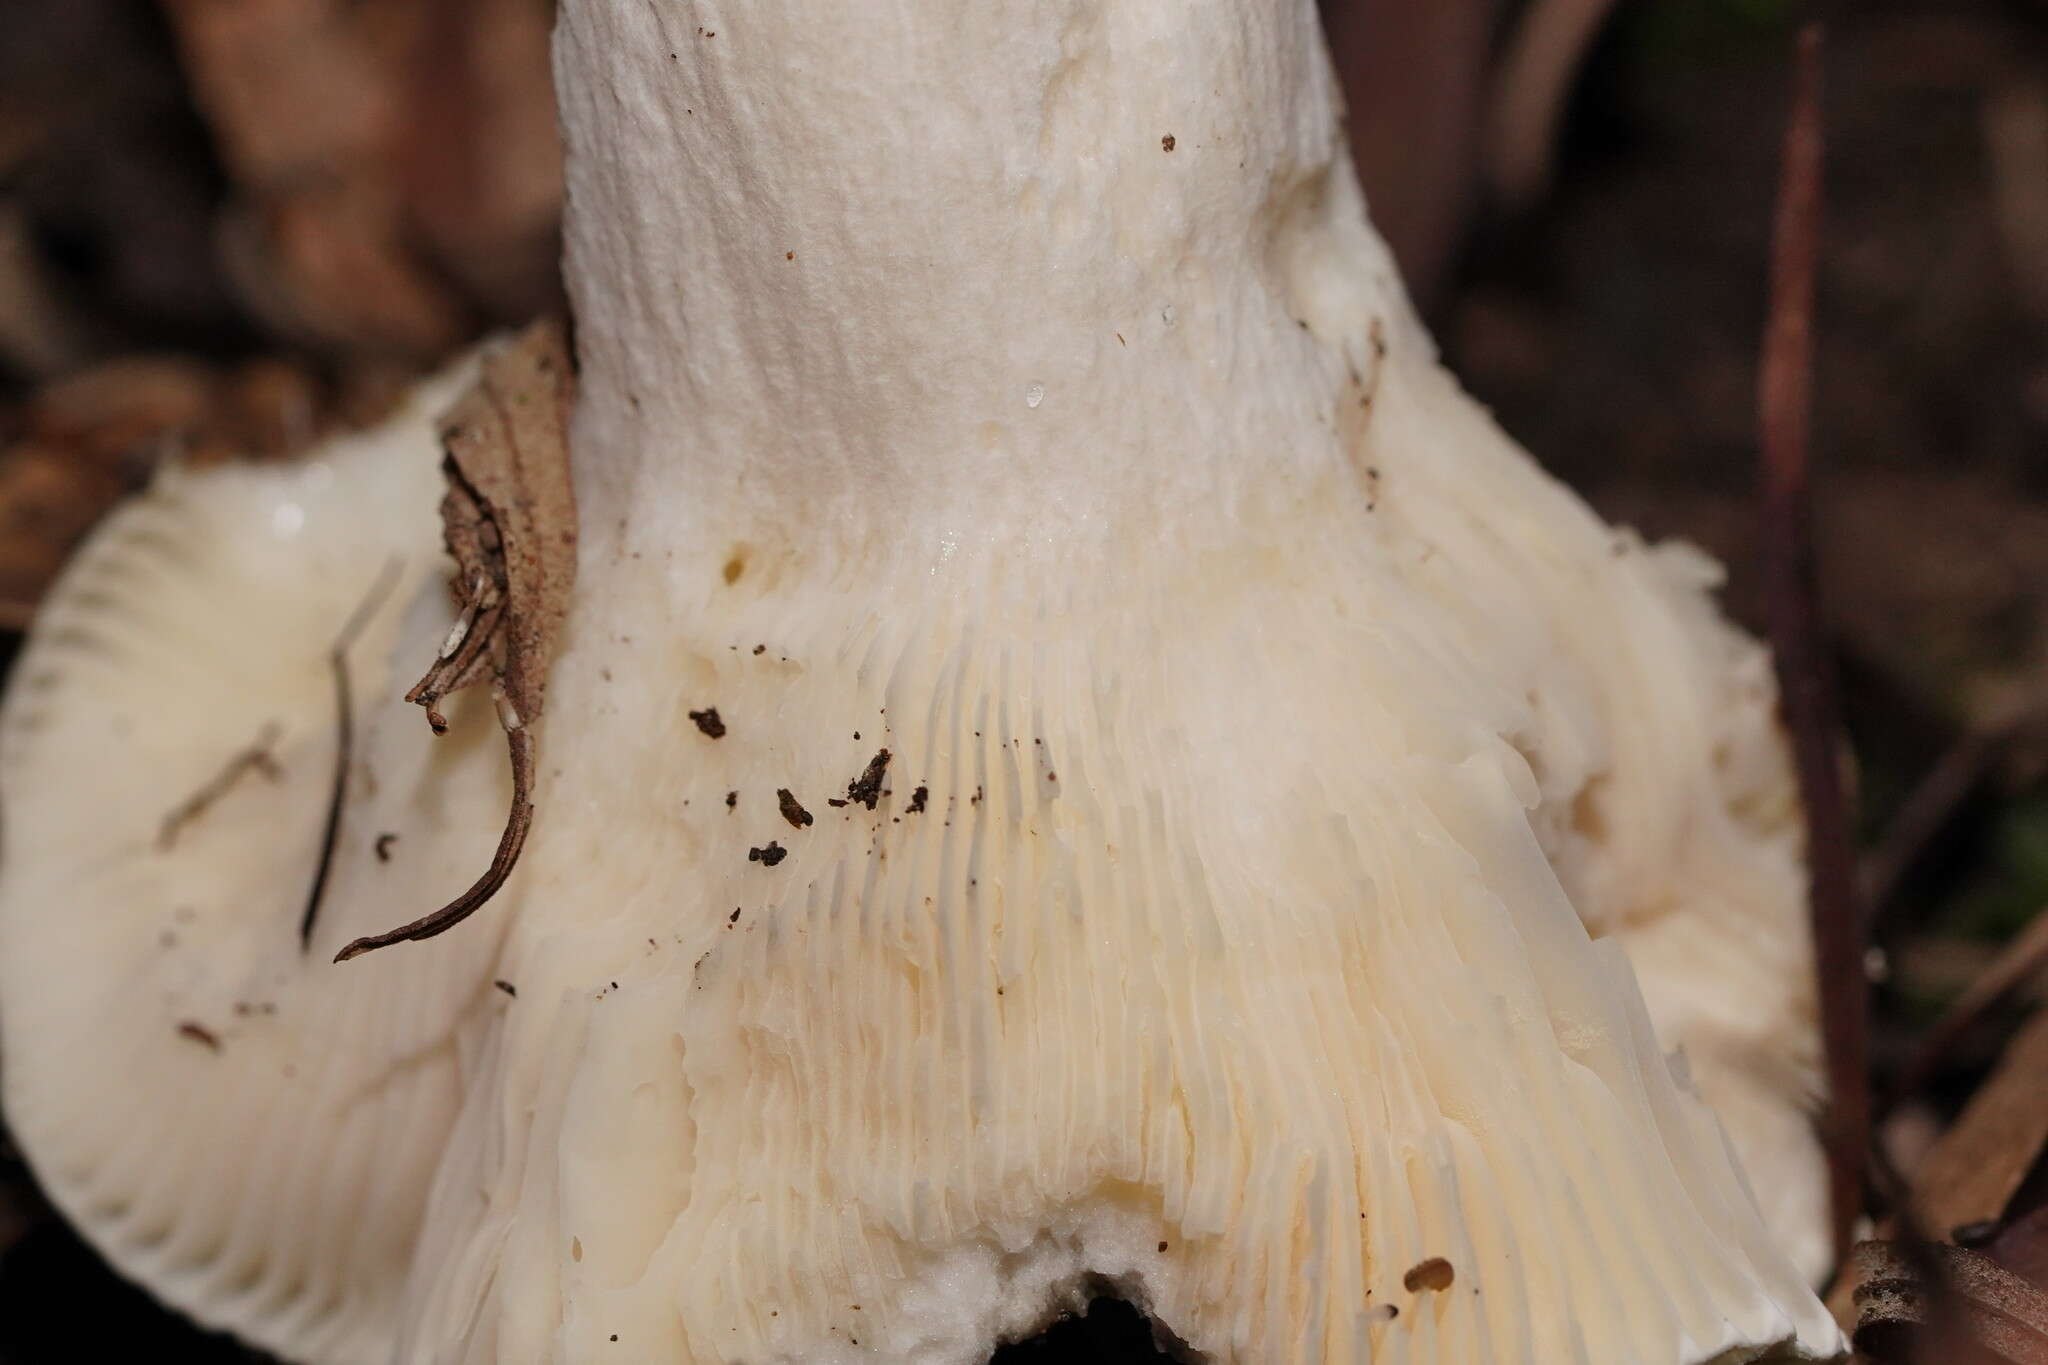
[0,0,2043,1360]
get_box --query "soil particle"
[777,788,814,828]
[1403,1257,1454,1293]
[845,749,891,810]
[177,1021,220,1051]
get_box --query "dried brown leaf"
[1851,1240,2048,1363]
[336,319,574,961]
[0,352,345,624]
[391,0,563,321]
[160,0,560,358]
[161,0,461,356]
[1992,1206,2048,1293]
[1909,1008,2048,1243]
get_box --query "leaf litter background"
[0,0,2043,1360]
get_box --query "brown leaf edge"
[1835,1002,2048,1360]
[335,319,575,962]
[1851,1241,2048,1364]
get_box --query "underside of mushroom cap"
[377,365,1843,1364]
[0,363,512,1364]
[2,352,1834,1363]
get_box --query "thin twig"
[1758,24,1867,1266]
[331,721,533,961]
[298,557,405,951]
[1896,905,2048,1101]
[157,722,284,850]
[1863,719,2019,928]
[1485,0,1623,210]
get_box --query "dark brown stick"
[1895,904,2048,1101]
[332,724,533,961]
[158,722,283,850]
[1862,720,2017,930]
[299,557,404,951]
[1758,24,1866,1265]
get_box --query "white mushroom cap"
[0,1,1843,1362]
[0,363,511,1363]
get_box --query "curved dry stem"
[333,724,533,962]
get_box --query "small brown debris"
[752,643,766,655]
[178,1021,221,1051]
[728,907,741,925]
[1403,1257,1455,1293]
[688,707,726,738]
[1157,1241,1168,1253]
[749,842,787,867]
[494,979,517,997]
[777,788,814,828]
[1161,134,1176,152]
[725,790,738,810]
[846,749,892,810]
[374,832,398,862]
[906,785,929,814]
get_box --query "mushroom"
[0,361,509,1363]
[0,2,1844,1363]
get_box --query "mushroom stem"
[555,0,1402,554]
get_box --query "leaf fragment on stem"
[336,319,576,962]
